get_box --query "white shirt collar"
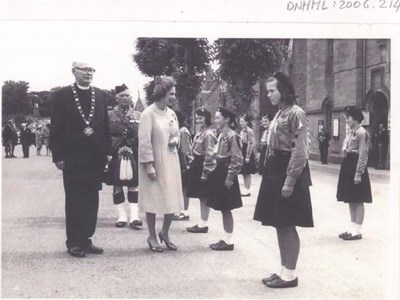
[76,82,91,90]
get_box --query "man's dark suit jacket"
[50,84,112,184]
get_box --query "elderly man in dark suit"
[50,61,112,258]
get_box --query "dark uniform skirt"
[253,150,314,228]
[206,163,243,211]
[336,153,372,203]
[186,155,210,198]
[258,144,268,175]
[240,143,257,175]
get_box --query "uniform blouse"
[342,125,369,177]
[260,128,269,147]
[267,104,310,187]
[192,128,217,179]
[240,127,255,159]
[109,106,141,150]
[179,126,193,171]
[215,128,244,182]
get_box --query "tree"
[133,38,211,128]
[214,39,288,114]
[2,80,33,119]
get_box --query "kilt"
[258,144,268,175]
[186,155,210,198]
[240,143,257,175]
[336,153,372,203]
[206,163,243,211]
[253,150,314,228]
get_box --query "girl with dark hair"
[254,72,313,288]
[258,115,270,175]
[337,106,372,240]
[239,115,257,196]
[186,108,217,234]
[173,110,194,221]
[206,107,243,251]
[138,76,184,252]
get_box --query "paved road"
[1,147,393,298]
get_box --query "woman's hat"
[115,84,129,95]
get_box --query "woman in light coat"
[138,76,184,252]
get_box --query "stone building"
[279,39,390,168]
[197,39,390,168]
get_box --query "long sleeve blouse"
[192,128,217,179]
[342,125,370,177]
[215,128,244,182]
[267,105,310,187]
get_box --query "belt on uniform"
[345,151,359,157]
[268,149,291,157]
[111,132,135,139]
[216,156,231,167]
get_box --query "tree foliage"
[2,81,33,119]
[133,38,211,128]
[214,39,288,112]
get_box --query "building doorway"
[366,90,390,168]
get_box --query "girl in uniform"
[254,72,313,289]
[186,108,217,234]
[258,115,270,175]
[337,106,372,240]
[239,115,257,197]
[173,110,193,221]
[206,107,243,251]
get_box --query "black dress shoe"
[262,274,280,285]
[266,277,298,288]
[186,224,209,233]
[85,242,104,254]
[339,232,350,239]
[210,240,234,251]
[115,221,127,228]
[147,238,163,253]
[67,246,86,258]
[172,212,189,221]
[158,232,178,251]
[130,220,143,229]
[343,233,362,240]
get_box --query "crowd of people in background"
[2,119,52,158]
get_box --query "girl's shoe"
[266,277,298,288]
[262,274,280,285]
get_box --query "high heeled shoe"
[158,232,178,251]
[147,238,163,253]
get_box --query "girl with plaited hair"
[138,76,184,252]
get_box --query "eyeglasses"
[74,67,96,74]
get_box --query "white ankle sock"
[225,232,233,245]
[351,222,358,235]
[199,220,208,228]
[281,268,297,281]
[354,223,362,235]
[129,203,139,222]
[116,203,128,222]
[280,266,285,277]
[183,210,189,216]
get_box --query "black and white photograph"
[1,1,399,299]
